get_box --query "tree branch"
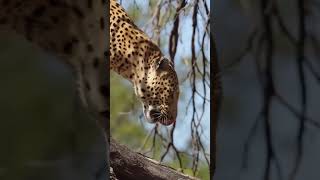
[110,138,199,180]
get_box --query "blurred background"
[215,0,320,180]
[0,32,106,180]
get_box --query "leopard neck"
[110,39,162,84]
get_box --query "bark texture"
[110,139,199,180]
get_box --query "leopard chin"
[159,118,175,126]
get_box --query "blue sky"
[121,0,211,152]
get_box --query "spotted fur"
[0,0,109,131]
[110,0,179,125]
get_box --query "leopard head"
[134,57,179,126]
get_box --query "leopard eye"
[156,58,170,71]
[158,59,166,70]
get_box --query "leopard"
[110,0,179,126]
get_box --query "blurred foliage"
[110,72,147,149]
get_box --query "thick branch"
[110,139,199,180]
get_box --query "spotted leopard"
[110,0,179,125]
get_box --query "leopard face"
[134,57,179,126]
